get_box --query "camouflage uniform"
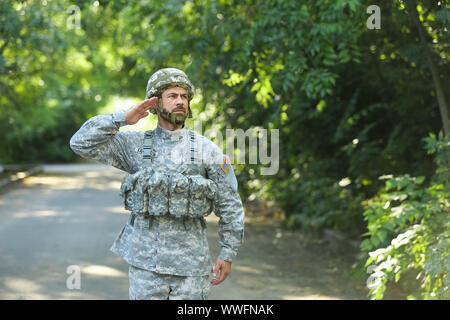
[69,70,245,299]
[128,265,211,300]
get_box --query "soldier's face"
[161,87,189,115]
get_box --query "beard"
[172,113,186,125]
[161,108,187,125]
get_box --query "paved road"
[0,164,368,300]
[0,164,237,299]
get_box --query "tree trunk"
[408,0,450,137]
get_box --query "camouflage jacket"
[69,109,245,276]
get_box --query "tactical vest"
[120,130,218,220]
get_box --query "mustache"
[172,106,186,113]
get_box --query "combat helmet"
[145,68,194,121]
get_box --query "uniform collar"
[155,123,186,140]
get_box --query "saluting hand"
[125,97,158,125]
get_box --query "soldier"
[69,68,245,300]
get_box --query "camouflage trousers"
[128,265,211,300]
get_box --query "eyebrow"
[166,92,188,97]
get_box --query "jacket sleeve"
[69,109,137,173]
[204,140,245,263]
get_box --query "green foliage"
[0,0,108,163]
[279,166,365,232]
[360,132,449,300]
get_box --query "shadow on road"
[0,164,368,300]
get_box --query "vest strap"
[189,131,196,164]
[129,212,136,227]
[143,130,155,164]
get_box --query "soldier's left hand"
[211,258,231,285]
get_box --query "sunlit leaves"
[360,134,450,299]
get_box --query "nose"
[175,95,184,105]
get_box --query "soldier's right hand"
[125,97,158,125]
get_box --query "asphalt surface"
[0,163,368,300]
[0,163,241,300]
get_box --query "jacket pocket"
[146,171,169,216]
[120,172,147,214]
[168,173,190,218]
[189,175,218,218]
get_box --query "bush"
[281,175,365,233]
[360,132,449,299]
